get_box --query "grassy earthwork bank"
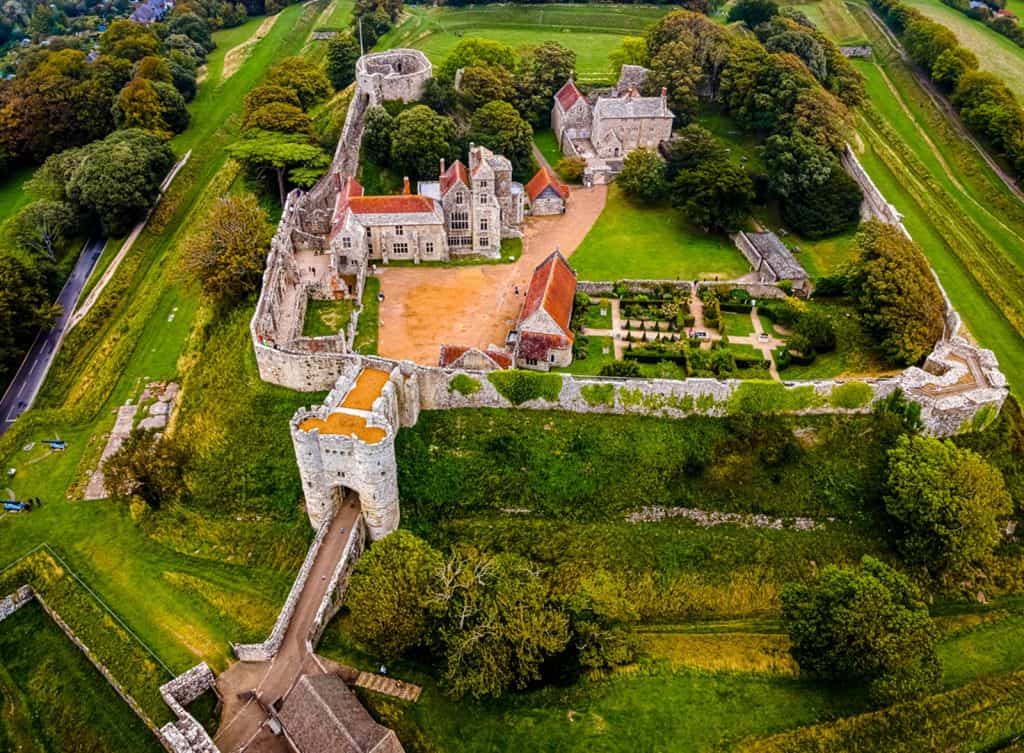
[377,4,671,83]
[570,185,750,281]
[0,0,331,710]
[313,406,1024,752]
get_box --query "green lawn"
[904,0,1024,99]
[581,300,614,329]
[0,166,35,239]
[356,277,380,354]
[776,299,892,380]
[533,128,565,172]
[304,297,355,337]
[377,5,671,83]
[721,310,755,337]
[784,0,868,44]
[787,227,859,279]
[559,336,615,375]
[570,186,750,282]
[0,601,164,753]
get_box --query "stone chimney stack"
[403,176,411,195]
[440,158,445,176]
[661,86,667,99]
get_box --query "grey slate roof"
[748,232,808,281]
[592,95,673,120]
[279,674,404,753]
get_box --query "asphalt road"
[0,237,106,436]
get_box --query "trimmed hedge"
[449,374,481,396]
[487,370,563,405]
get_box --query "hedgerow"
[449,374,481,396]
[580,383,616,407]
[487,370,563,405]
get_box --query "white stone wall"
[355,49,432,106]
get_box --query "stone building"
[511,250,577,370]
[552,68,674,184]
[278,674,405,753]
[438,345,513,371]
[525,166,569,216]
[731,231,811,294]
[355,49,432,107]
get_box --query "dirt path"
[376,185,607,364]
[222,14,280,82]
[214,500,361,753]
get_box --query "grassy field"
[0,166,35,238]
[0,601,164,753]
[377,5,670,83]
[904,0,1024,99]
[570,185,750,281]
[304,298,354,337]
[786,0,867,43]
[533,128,565,171]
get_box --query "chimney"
[661,86,667,99]
[403,176,411,195]
[440,157,445,176]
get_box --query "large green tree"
[849,221,945,365]
[0,254,59,380]
[438,37,516,81]
[347,531,444,659]
[181,193,273,305]
[886,435,1013,582]
[227,130,330,205]
[781,556,941,704]
[267,56,330,110]
[515,41,577,126]
[468,101,533,178]
[104,429,188,510]
[7,200,78,260]
[648,40,701,121]
[325,32,360,90]
[617,148,668,204]
[390,105,456,181]
[431,547,570,699]
[671,159,754,231]
[458,64,515,111]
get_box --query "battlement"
[355,48,432,106]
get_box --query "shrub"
[599,361,641,377]
[556,156,586,183]
[728,382,826,414]
[580,383,616,407]
[829,382,874,409]
[450,374,480,396]
[488,370,563,405]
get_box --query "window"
[479,217,489,231]
[455,192,464,205]
[395,225,404,236]
[451,212,469,231]
[425,241,434,255]
[479,190,489,204]
[526,358,538,366]
[479,236,490,248]
[550,353,556,363]
[392,242,409,255]
[342,236,352,249]
[450,236,473,248]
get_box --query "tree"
[66,129,175,236]
[648,40,701,121]
[849,221,945,365]
[438,37,516,81]
[267,56,330,110]
[781,166,862,239]
[617,148,668,204]
[903,18,958,72]
[100,19,160,61]
[885,435,1012,582]
[346,531,444,659]
[728,0,779,27]
[390,105,456,181]
[325,32,360,90]
[8,200,78,260]
[115,77,169,133]
[609,36,649,71]
[515,41,577,127]
[243,84,302,116]
[563,569,639,672]
[430,547,570,699]
[103,429,187,510]
[762,133,833,198]
[468,101,533,178]
[791,308,835,353]
[181,194,272,304]
[555,156,586,183]
[788,87,852,153]
[227,130,330,205]
[931,46,978,91]
[243,102,312,135]
[167,12,214,54]
[0,255,59,381]
[361,105,394,164]
[599,360,641,377]
[663,124,728,178]
[671,159,754,231]
[134,55,172,83]
[781,556,941,704]
[151,80,191,133]
[458,64,515,111]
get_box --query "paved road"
[0,236,106,436]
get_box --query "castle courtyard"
[375,184,607,364]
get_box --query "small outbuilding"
[438,345,513,371]
[512,250,577,370]
[526,167,570,216]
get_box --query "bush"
[450,374,480,396]
[580,383,616,407]
[727,382,826,414]
[556,156,586,183]
[829,382,874,409]
[488,370,563,405]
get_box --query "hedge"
[449,374,481,396]
[487,370,563,405]
[727,382,827,413]
[830,382,875,409]
[580,383,616,407]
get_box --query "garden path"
[375,185,608,364]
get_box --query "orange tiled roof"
[347,195,437,215]
[525,166,569,203]
[439,345,513,369]
[519,250,576,340]
[555,79,583,110]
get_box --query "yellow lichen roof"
[299,412,386,444]
[340,369,390,411]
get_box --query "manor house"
[552,67,674,184]
[327,144,524,281]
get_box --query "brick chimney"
[439,158,445,176]
[403,176,411,195]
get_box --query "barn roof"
[525,167,569,203]
[555,79,583,110]
[519,249,576,339]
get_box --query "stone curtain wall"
[159,664,219,753]
[842,144,909,235]
[576,279,693,296]
[233,518,332,662]
[0,584,33,622]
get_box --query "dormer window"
[395,225,404,236]
[455,192,464,205]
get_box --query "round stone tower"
[355,49,432,106]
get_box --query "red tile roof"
[525,167,569,203]
[438,345,513,369]
[345,176,364,197]
[555,79,583,111]
[519,250,576,340]
[347,195,437,215]
[440,160,469,196]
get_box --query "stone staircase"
[354,671,421,702]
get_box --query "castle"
[552,66,675,185]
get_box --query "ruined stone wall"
[355,49,432,106]
[159,664,219,753]
[842,144,909,234]
[0,584,33,622]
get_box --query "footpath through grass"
[378,5,670,83]
[570,185,749,281]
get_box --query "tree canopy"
[390,105,456,181]
[468,101,533,179]
[617,148,668,204]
